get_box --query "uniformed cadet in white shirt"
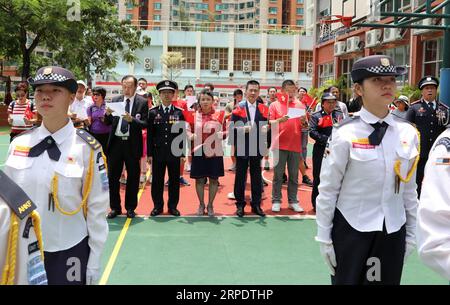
[315,55,419,285]
[417,127,450,280]
[0,171,47,285]
[4,66,109,285]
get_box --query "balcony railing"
[128,19,310,35]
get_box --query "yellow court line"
[99,169,150,285]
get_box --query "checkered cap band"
[366,65,397,74]
[33,73,69,82]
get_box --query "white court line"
[116,214,316,220]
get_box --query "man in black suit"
[105,75,148,218]
[147,80,186,217]
[231,80,270,217]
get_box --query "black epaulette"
[150,105,159,110]
[76,129,102,150]
[334,115,359,128]
[438,102,449,109]
[410,99,422,106]
[0,171,36,220]
[174,106,183,111]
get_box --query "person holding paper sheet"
[86,87,111,152]
[8,82,37,142]
[268,80,306,213]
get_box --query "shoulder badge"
[76,129,102,150]
[0,171,36,219]
[434,137,450,152]
[438,102,449,109]
[334,115,359,128]
[410,99,421,106]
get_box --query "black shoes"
[169,208,181,217]
[302,175,313,187]
[107,210,122,219]
[126,210,136,218]
[150,208,163,217]
[252,206,266,217]
[236,207,245,218]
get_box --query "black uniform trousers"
[311,144,326,211]
[416,156,427,198]
[44,237,89,285]
[108,138,140,212]
[151,157,181,210]
[234,156,262,208]
[331,209,406,285]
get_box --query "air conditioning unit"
[413,18,440,35]
[346,36,361,53]
[210,59,220,72]
[242,60,252,73]
[143,58,154,70]
[365,29,382,48]
[306,61,313,76]
[274,61,284,74]
[383,28,402,43]
[334,41,346,56]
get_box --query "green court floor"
[101,217,447,285]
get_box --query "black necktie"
[164,106,170,115]
[28,136,61,161]
[368,122,389,146]
[120,99,130,133]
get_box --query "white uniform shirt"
[114,95,135,137]
[247,101,257,123]
[0,203,47,285]
[4,121,109,274]
[417,128,450,280]
[316,107,419,244]
[69,98,89,120]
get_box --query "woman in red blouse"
[187,89,226,216]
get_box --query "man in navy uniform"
[406,76,449,197]
[147,80,186,217]
[309,92,343,211]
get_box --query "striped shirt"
[8,100,36,133]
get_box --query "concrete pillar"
[261,32,268,81]
[195,31,202,79]
[292,34,300,81]
[228,32,235,74]
[162,30,169,77]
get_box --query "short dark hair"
[327,86,338,91]
[298,87,308,92]
[138,78,147,83]
[246,80,260,90]
[267,87,277,93]
[233,89,243,96]
[92,86,107,99]
[199,89,214,100]
[14,82,29,93]
[184,84,194,91]
[121,75,138,87]
[204,82,214,91]
[282,80,296,89]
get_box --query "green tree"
[0,0,151,81]
[160,52,185,81]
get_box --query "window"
[240,3,246,9]
[234,49,261,71]
[423,38,443,77]
[296,8,304,15]
[154,3,161,10]
[172,0,179,5]
[126,1,134,9]
[298,51,313,72]
[154,15,161,21]
[168,47,196,70]
[297,0,304,3]
[384,45,410,86]
[296,19,304,26]
[247,2,254,8]
[172,10,178,16]
[318,62,334,87]
[269,7,277,14]
[126,13,133,20]
[266,49,292,72]
[382,0,411,13]
[200,48,228,70]
[268,18,277,24]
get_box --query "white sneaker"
[227,192,236,200]
[272,203,281,212]
[289,203,304,213]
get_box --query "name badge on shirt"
[352,138,375,149]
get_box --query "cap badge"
[380,58,390,67]
[43,67,52,75]
[165,81,170,86]
[427,77,432,81]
